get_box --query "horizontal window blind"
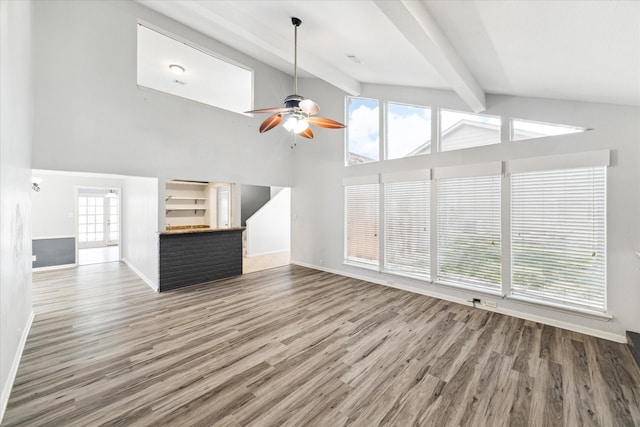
[437,175,501,290]
[511,167,606,312]
[384,181,430,278]
[345,184,379,266]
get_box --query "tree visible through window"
[511,167,606,311]
[437,175,501,290]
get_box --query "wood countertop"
[159,226,245,235]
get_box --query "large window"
[511,167,606,311]
[386,102,431,159]
[347,98,379,165]
[384,178,430,278]
[343,95,607,314]
[345,183,379,266]
[437,173,501,291]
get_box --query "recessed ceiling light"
[346,54,363,64]
[169,64,185,74]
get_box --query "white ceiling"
[139,0,640,109]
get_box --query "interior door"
[78,191,120,249]
[78,195,106,249]
[217,186,230,229]
[107,195,119,245]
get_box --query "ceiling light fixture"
[245,17,345,139]
[32,177,42,192]
[169,64,185,75]
[346,54,364,64]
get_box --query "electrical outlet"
[319,259,324,265]
[32,255,36,262]
[483,300,498,308]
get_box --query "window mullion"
[430,174,438,282]
[501,165,511,297]
[378,177,384,273]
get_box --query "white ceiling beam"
[139,0,361,96]
[374,0,486,112]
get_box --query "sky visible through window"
[387,103,431,159]
[348,98,379,162]
[347,99,586,164]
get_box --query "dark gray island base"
[159,227,244,292]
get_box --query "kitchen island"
[159,226,244,292]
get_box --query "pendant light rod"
[292,17,301,95]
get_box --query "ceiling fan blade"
[306,116,346,129]
[298,127,314,139]
[299,99,320,115]
[245,107,293,114]
[259,114,283,133]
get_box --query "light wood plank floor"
[4,262,640,426]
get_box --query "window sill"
[344,260,379,272]
[507,295,612,321]
[381,269,429,282]
[342,263,612,321]
[432,279,503,298]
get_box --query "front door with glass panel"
[78,190,119,249]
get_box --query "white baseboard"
[0,310,34,424]
[32,263,76,272]
[291,261,627,343]
[122,258,158,292]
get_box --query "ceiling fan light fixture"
[244,17,345,139]
[283,115,309,133]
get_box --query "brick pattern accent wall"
[159,230,243,292]
[628,331,640,370]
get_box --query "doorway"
[77,187,120,265]
[217,185,231,229]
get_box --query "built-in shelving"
[165,180,211,226]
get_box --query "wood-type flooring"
[4,262,640,426]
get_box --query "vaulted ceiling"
[139,0,640,111]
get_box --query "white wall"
[122,176,159,290]
[0,0,34,420]
[246,188,291,256]
[31,170,124,239]
[31,0,296,231]
[291,79,640,341]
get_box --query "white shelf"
[166,196,207,201]
[167,207,207,211]
[165,179,210,225]
[167,180,209,187]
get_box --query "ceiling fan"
[245,17,346,139]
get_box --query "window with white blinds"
[511,167,606,312]
[384,181,430,278]
[437,175,501,290]
[345,184,379,266]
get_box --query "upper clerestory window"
[511,118,587,141]
[439,109,501,152]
